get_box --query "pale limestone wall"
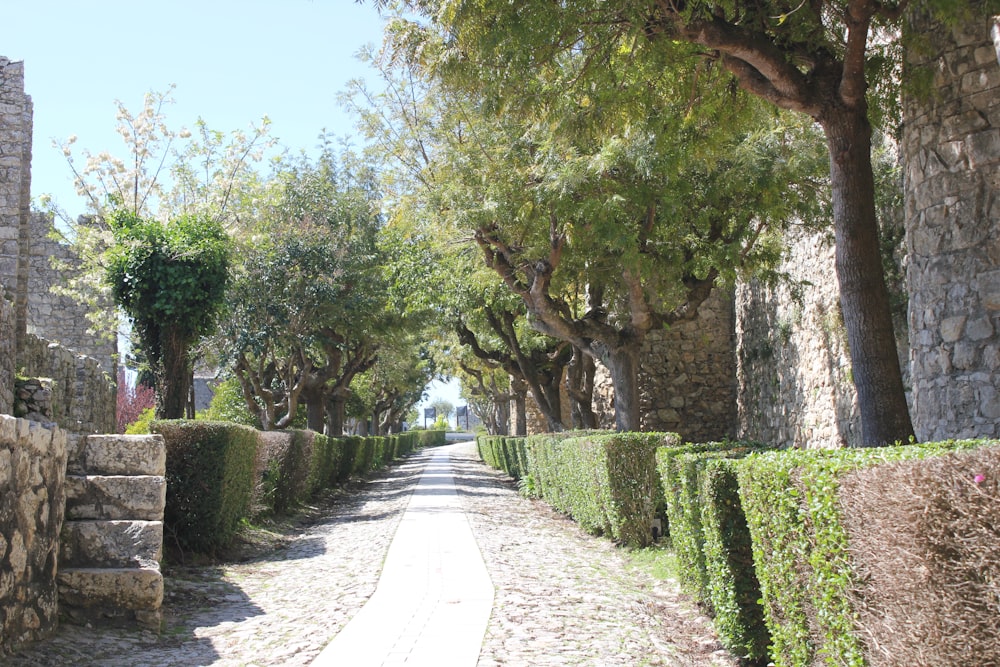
[734,229,860,448]
[638,290,735,442]
[60,434,165,629]
[904,10,1000,441]
[18,334,115,436]
[0,414,67,654]
[0,57,32,346]
[26,213,117,375]
[0,57,116,430]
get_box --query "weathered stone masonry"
[735,229,862,449]
[0,414,67,652]
[904,10,1000,441]
[0,57,158,653]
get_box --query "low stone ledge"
[69,434,166,477]
[60,520,163,569]
[57,567,163,630]
[64,475,166,521]
[57,567,164,610]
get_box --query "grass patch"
[624,543,680,583]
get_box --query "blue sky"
[2,0,464,417]
[2,0,389,215]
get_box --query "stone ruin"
[0,56,165,653]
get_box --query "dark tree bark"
[325,392,346,436]
[510,374,529,436]
[601,343,642,432]
[566,346,597,429]
[476,224,717,433]
[461,362,513,435]
[821,108,913,445]
[304,387,326,432]
[156,328,191,420]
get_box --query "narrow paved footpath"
[7,441,736,667]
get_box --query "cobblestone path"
[7,442,736,666]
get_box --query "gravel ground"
[5,442,738,666]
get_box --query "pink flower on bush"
[973,474,986,485]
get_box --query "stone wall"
[60,434,165,629]
[26,213,117,375]
[734,228,861,448]
[0,297,14,416]
[589,289,737,443]
[0,414,67,654]
[0,57,32,347]
[18,334,115,437]
[903,9,1000,441]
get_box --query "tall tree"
[48,88,271,339]
[373,0,995,442]
[353,33,827,430]
[105,210,229,419]
[218,145,388,432]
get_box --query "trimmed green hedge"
[737,440,991,667]
[415,429,447,447]
[477,435,528,481]
[700,456,771,664]
[158,422,429,554]
[478,430,675,547]
[154,420,259,553]
[656,441,773,663]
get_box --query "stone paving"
[6,441,737,666]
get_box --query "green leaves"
[105,212,230,341]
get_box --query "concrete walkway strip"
[311,443,495,667]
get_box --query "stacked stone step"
[58,434,166,629]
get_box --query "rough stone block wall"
[0,57,32,346]
[904,11,1000,441]
[590,289,737,443]
[0,414,67,655]
[0,296,14,415]
[18,333,115,436]
[60,434,165,629]
[27,213,116,375]
[735,229,861,449]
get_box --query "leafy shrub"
[308,433,341,493]
[656,441,735,602]
[336,436,363,481]
[154,420,258,554]
[125,407,156,435]
[736,440,989,667]
[700,457,771,664]
[417,429,446,447]
[200,377,257,427]
[487,431,674,547]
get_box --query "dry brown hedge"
[839,445,1000,667]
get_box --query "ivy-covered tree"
[105,210,230,419]
[46,88,271,340]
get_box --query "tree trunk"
[186,370,196,419]
[156,328,191,420]
[512,389,527,436]
[821,108,914,446]
[567,346,597,429]
[304,389,325,432]
[325,394,346,436]
[603,343,642,433]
